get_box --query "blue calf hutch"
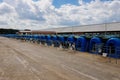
[58,36,65,43]
[33,35,39,42]
[58,35,68,48]
[89,37,102,53]
[67,36,76,44]
[106,38,120,58]
[75,36,87,52]
[51,35,60,47]
[46,35,52,46]
[66,36,76,49]
[40,35,46,45]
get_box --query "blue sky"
[53,0,80,8]
[52,0,112,8]
[0,0,119,30]
[0,0,3,3]
[52,0,94,8]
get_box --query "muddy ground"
[0,37,120,80]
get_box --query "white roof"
[44,22,120,33]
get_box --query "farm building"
[16,22,120,58]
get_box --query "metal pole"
[109,46,111,63]
[72,26,73,35]
[115,47,118,64]
[105,23,107,36]
[105,4,108,37]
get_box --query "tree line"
[0,28,19,34]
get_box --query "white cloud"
[0,0,120,30]
[78,0,84,5]
[0,2,15,15]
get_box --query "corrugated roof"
[43,22,120,33]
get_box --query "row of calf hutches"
[1,22,120,58]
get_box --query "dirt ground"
[0,37,120,80]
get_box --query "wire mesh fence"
[92,43,120,64]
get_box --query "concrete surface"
[0,37,120,80]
